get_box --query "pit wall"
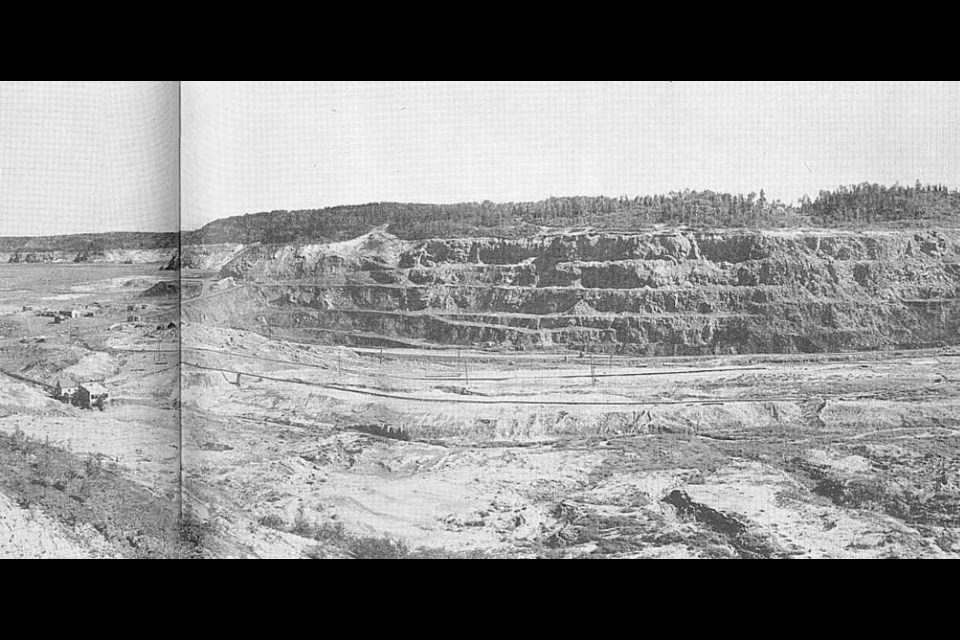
[187,229,960,354]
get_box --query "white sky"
[2,81,958,236]
[182,81,959,230]
[0,81,179,236]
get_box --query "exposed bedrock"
[166,244,246,272]
[190,229,960,354]
[1,249,175,265]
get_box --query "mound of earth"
[124,278,156,288]
[61,352,116,381]
[142,281,180,298]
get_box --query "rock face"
[187,229,960,355]
[1,249,175,265]
[0,232,178,265]
[163,244,245,272]
[161,252,181,271]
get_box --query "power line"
[179,360,949,408]
[178,344,769,383]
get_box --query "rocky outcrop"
[2,249,175,265]
[161,251,181,271]
[0,232,177,265]
[187,229,960,355]
[165,244,246,272]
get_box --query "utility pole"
[941,300,947,339]
[536,376,543,428]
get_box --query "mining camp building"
[54,378,79,403]
[53,378,109,411]
[76,383,109,411]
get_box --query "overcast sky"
[0,81,178,236]
[2,81,958,236]
[182,81,959,230]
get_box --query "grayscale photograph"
[0,81,957,559]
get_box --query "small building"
[84,312,96,318]
[127,315,142,323]
[22,306,33,312]
[76,384,109,411]
[52,377,108,411]
[53,378,80,404]
[127,305,137,312]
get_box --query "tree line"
[799,182,959,226]
[182,182,960,245]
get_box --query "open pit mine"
[3,222,958,559]
[170,225,960,559]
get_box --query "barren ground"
[180,320,960,558]
[172,229,959,558]
[2,250,958,559]
[0,263,189,559]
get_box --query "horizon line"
[4,181,959,239]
